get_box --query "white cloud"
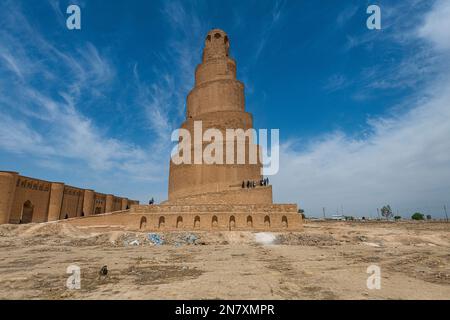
[273,78,450,217]
[0,2,167,189]
[418,0,450,51]
[273,1,450,218]
[0,112,54,155]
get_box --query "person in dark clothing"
[242,181,245,188]
[64,214,69,219]
[246,181,250,188]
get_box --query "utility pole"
[377,208,380,220]
[323,207,326,219]
[445,205,448,222]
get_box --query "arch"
[177,216,183,228]
[95,207,102,214]
[206,34,211,41]
[21,200,34,224]
[264,215,271,227]
[211,215,218,228]
[229,215,236,230]
[194,215,200,228]
[214,33,221,39]
[159,216,165,229]
[246,215,253,228]
[140,216,147,230]
[282,216,288,228]
[224,35,229,44]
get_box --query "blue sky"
[1,0,449,218]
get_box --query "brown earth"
[0,220,449,300]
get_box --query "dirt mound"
[20,223,89,238]
[275,232,339,246]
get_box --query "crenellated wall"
[60,186,84,219]
[0,171,139,224]
[66,203,303,231]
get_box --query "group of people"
[242,177,269,189]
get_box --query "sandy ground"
[0,220,449,300]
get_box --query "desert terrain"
[0,220,449,300]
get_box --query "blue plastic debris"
[148,233,164,245]
[184,234,198,244]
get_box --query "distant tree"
[426,214,432,220]
[411,212,425,220]
[394,216,401,221]
[381,205,393,220]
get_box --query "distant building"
[0,171,139,224]
[331,214,345,220]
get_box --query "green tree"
[411,212,424,220]
[381,205,393,220]
[394,216,401,221]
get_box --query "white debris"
[254,232,276,245]
[129,240,140,246]
[362,242,380,247]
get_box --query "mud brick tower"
[66,29,303,231]
[168,29,271,205]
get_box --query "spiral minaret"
[168,29,271,204]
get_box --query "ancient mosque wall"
[9,174,51,223]
[60,186,84,219]
[0,171,138,225]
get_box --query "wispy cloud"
[336,5,359,28]
[0,1,165,187]
[254,0,286,63]
[418,0,450,51]
[129,0,208,151]
[323,74,352,92]
[274,0,450,218]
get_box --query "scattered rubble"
[148,233,164,246]
[274,232,339,246]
